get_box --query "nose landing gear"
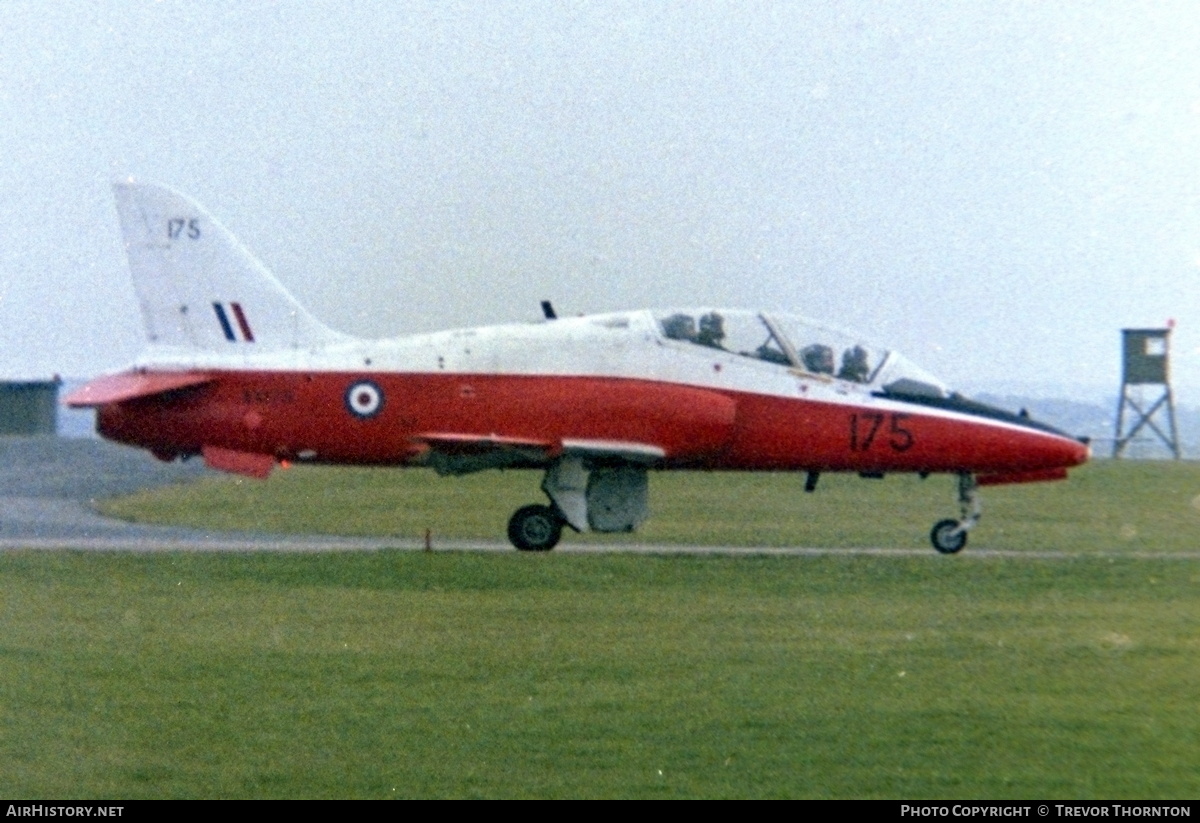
[930,473,981,554]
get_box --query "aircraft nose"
[976,427,1091,486]
[1016,414,1090,468]
[1044,431,1091,469]
[1007,425,1091,474]
[1070,436,1091,466]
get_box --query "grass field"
[99,459,1200,552]
[2,460,1197,798]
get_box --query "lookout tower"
[1112,327,1181,459]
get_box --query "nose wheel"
[931,518,968,554]
[930,473,980,554]
[507,504,564,551]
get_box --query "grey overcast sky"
[1,1,1197,400]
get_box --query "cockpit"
[654,309,949,398]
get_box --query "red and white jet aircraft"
[67,182,1090,553]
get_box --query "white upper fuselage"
[126,306,1019,436]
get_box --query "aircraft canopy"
[653,309,949,397]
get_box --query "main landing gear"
[507,504,565,552]
[506,458,651,551]
[930,473,981,554]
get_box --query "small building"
[0,378,61,436]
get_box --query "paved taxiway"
[0,436,407,552]
[3,436,1195,559]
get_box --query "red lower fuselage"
[96,370,1089,477]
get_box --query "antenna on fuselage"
[541,300,557,320]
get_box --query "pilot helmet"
[801,343,835,374]
[698,312,725,341]
[661,313,696,341]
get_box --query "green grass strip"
[1,550,1198,798]
[99,460,1200,551]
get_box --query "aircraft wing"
[560,438,666,464]
[410,432,666,475]
[64,371,215,407]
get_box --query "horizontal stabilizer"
[64,371,213,407]
[201,445,275,479]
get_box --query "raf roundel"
[345,380,384,419]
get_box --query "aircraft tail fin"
[113,181,346,353]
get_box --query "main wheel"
[507,504,564,551]
[930,518,967,554]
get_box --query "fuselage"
[92,309,1090,478]
[72,181,1090,552]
